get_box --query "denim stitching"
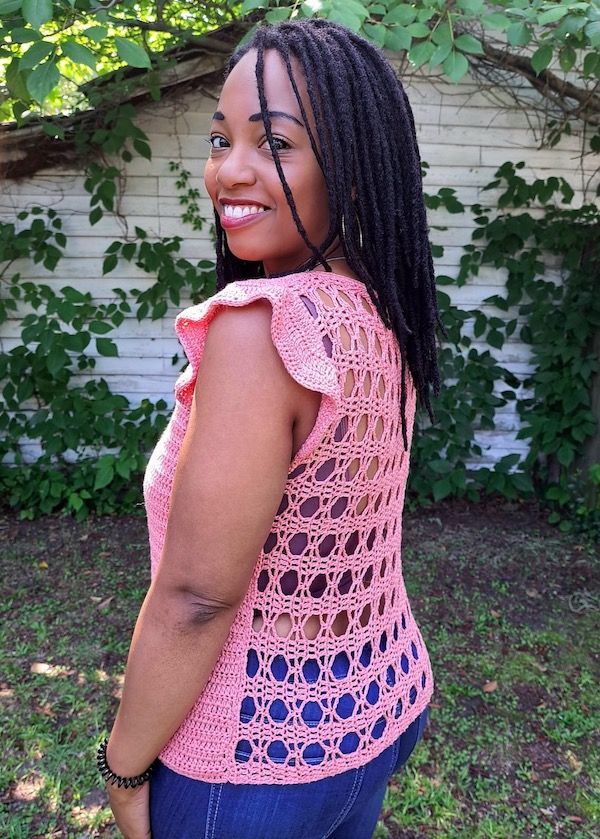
[205,783,223,839]
[388,737,400,777]
[321,765,364,838]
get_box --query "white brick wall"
[2,65,599,468]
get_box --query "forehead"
[219,48,310,115]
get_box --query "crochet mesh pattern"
[143,271,434,784]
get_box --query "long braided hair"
[213,18,442,448]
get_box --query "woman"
[101,17,441,839]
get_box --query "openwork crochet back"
[143,271,434,784]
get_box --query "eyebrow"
[212,110,305,128]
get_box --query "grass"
[1,499,598,838]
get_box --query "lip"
[219,203,272,230]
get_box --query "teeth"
[223,204,267,218]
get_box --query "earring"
[341,206,363,250]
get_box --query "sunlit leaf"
[83,25,108,43]
[22,0,52,29]
[114,36,151,69]
[61,40,97,71]
[26,58,59,103]
[20,40,53,71]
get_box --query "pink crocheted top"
[143,270,434,785]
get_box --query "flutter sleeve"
[173,279,342,471]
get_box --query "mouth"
[219,203,272,229]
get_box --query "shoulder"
[199,297,306,421]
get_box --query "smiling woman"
[102,17,440,839]
[203,50,335,277]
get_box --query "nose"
[214,143,257,190]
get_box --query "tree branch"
[477,40,600,128]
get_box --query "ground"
[0,498,598,838]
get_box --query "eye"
[263,136,290,152]
[206,135,229,150]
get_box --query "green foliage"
[235,0,600,151]
[409,161,600,537]
[0,4,598,536]
[0,153,216,519]
[0,0,240,121]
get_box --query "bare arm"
[106,300,308,777]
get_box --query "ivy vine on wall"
[1,136,599,536]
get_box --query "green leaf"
[61,39,97,71]
[46,346,67,376]
[454,33,485,55]
[583,52,599,77]
[6,58,31,101]
[41,121,64,139]
[382,4,416,26]
[482,13,510,30]
[96,338,118,357]
[430,40,452,66]
[456,0,484,13]
[114,36,151,69]
[408,39,435,69]
[11,27,41,43]
[83,25,108,43]
[89,206,103,225]
[429,459,453,474]
[362,23,386,46]
[265,7,291,22]
[487,330,504,349]
[26,58,59,103]
[20,40,53,71]
[506,22,531,47]
[94,459,114,491]
[442,50,469,82]
[89,320,113,334]
[133,138,152,160]
[431,21,453,46]
[585,21,600,49]
[22,0,52,29]
[384,27,411,51]
[329,7,362,32]
[538,6,568,25]
[531,44,553,75]
[103,253,118,274]
[240,0,268,13]
[406,22,430,38]
[432,477,452,502]
[0,0,23,13]
[558,45,576,72]
[557,444,574,466]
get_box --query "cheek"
[204,159,217,201]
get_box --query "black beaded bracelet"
[97,738,156,789]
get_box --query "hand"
[107,780,151,839]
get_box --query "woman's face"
[204,47,332,276]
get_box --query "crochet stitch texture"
[143,270,434,784]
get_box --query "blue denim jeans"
[150,704,429,839]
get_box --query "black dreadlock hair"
[213,18,443,449]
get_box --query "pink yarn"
[143,271,434,784]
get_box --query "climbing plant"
[1,1,599,534]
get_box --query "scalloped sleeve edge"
[173,282,342,473]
